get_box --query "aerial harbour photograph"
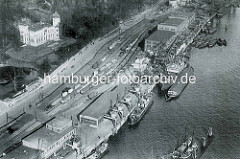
[0,0,240,158]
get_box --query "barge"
[208,39,217,48]
[128,91,154,126]
[165,66,194,102]
[85,142,109,159]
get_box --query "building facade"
[18,12,60,47]
[157,16,188,34]
[145,14,195,52]
[144,30,176,52]
[22,117,76,159]
[169,0,179,8]
[169,0,190,8]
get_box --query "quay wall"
[178,14,217,54]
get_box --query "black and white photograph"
[0,0,239,158]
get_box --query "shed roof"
[46,117,72,130]
[22,124,74,151]
[0,101,9,114]
[80,84,128,120]
[146,30,175,43]
[160,18,185,27]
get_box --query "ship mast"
[191,125,195,146]
[184,124,187,141]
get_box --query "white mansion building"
[18,12,60,47]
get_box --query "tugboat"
[217,38,227,46]
[208,39,217,48]
[195,42,202,48]
[208,27,217,34]
[86,142,109,159]
[216,38,223,46]
[198,42,208,49]
[128,91,154,126]
[161,127,214,159]
[222,39,227,46]
[225,25,228,31]
[165,66,194,102]
[217,13,223,18]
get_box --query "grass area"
[0,50,35,69]
[6,38,76,63]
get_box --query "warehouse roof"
[80,84,128,120]
[160,18,185,27]
[22,124,74,151]
[146,30,175,43]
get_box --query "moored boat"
[208,28,217,34]
[195,41,203,48]
[165,66,194,102]
[128,92,154,126]
[85,142,109,159]
[216,38,223,46]
[222,39,227,46]
[208,39,217,48]
[198,42,208,49]
[161,127,214,159]
[217,13,223,18]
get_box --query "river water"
[105,8,240,159]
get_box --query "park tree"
[40,58,51,74]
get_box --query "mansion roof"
[28,22,51,31]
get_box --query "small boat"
[128,92,154,126]
[195,42,203,48]
[165,66,194,102]
[225,25,228,31]
[198,42,208,49]
[217,13,223,18]
[161,127,214,159]
[0,79,9,85]
[208,39,217,48]
[216,38,223,46]
[222,39,227,46]
[208,28,217,34]
[86,142,109,159]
